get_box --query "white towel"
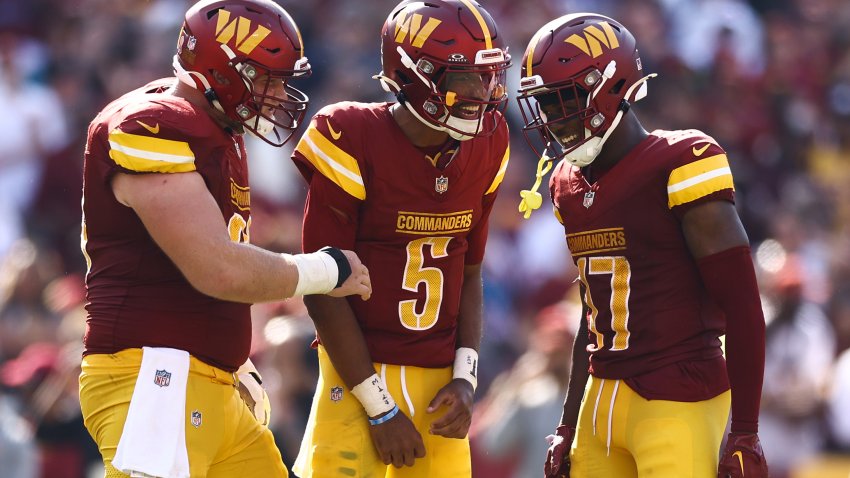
[113,347,191,478]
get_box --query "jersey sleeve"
[107,117,197,174]
[301,171,360,252]
[292,110,366,201]
[467,125,510,264]
[292,109,365,252]
[484,125,511,196]
[666,132,735,219]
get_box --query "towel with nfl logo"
[113,347,191,478]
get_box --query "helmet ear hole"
[608,79,626,95]
[397,71,412,86]
[210,69,231,86]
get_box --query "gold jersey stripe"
[667,154,734,208]
[295,127,365,200]
[458,0,492,50]
[554,207,563,224]
[108,130,195,173]
[485,145,510,195]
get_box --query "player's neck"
[390,103,451,148]
[172,80,240,133]
[592,111,648,171]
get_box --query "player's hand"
[544,425,574,478]
[368,409,425,468]
[328,249,371,300]
[426,379,474,438]
[717,432,768,478]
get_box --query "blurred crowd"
[0,0,849,477]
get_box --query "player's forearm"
[697,246,766,433]
[183,241,299,302]
[303,295,378,389]
[186,241,349,304]
[559,317,590,429]
[455,264,484,351]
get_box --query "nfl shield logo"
[153,369,171,387]
[191,410,202,428]
[435,176,449,194]
[583,191,595,209]
[330,386,343,402]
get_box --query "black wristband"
[319,247,351,288]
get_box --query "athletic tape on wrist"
[453,347,479,391]
[350,373,396,418]
[290,251,339,296]
[319,247,351,288]
[368,404,400,426]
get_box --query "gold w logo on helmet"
[564,21,620,58]
[215,10,270,55]
[394,11,441,48]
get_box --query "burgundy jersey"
[551,129,735,401]
[82,78,252,372]
[292,102,510,368]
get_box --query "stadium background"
[0,0,849,476]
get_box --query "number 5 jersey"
[292,102,509,368]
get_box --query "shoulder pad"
[108,107,199,174]
[292,103,367,200]
[662,130,734,208]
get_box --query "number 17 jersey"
[551,129,735,402]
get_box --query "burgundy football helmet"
[174,0,311,146]
[517,13,654,166]
[376,0,511,140]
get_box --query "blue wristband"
[368,405,400,426]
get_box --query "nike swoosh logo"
[326,119,342,140]
[136,120,160,135]
[692,143,710,156]
[733,450,745,476]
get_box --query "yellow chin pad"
[445,91,457,107]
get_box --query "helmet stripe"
[524,16,566,76]
[525,39,535,76]
[457,0,492,50]
[294,23,305,57]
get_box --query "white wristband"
[350,373,396,417]
[453,347,478,392]
[290,251,339,296]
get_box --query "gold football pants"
[293,345,470,478]
[79,348,287,477]
[571,375,731,478]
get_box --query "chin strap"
[172,55,228,116]
[518,151,554,219]
[566,72,658,167]
[587,72,657,157]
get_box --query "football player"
[78,1,370,477]
[289,1,510,477]
[514,13,769,478]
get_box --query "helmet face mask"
[518,69,607,164]
[377,0,511,140]
[234,60,310,144]
[175,0,311,146]
[518,14,651,166]
[426,57,509,139]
